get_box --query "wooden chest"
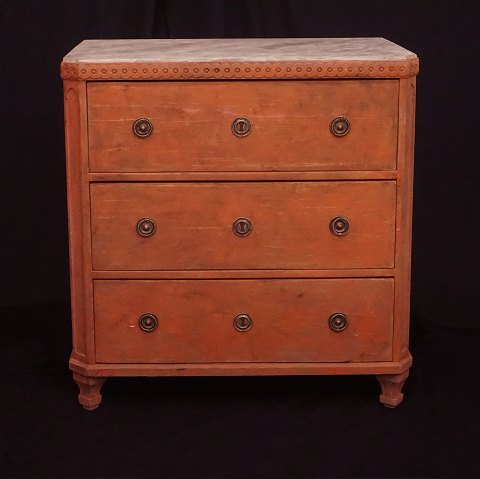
[61,38,418,410]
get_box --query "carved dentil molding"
[61,58,419,81]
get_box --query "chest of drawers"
[61,38,418,410]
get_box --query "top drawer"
[87,80,398,173]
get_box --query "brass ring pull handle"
[233,313,253,332]
[139,313,158,332]
[232,217,252,237]
[136,218,156,237]
[328,313,348,332]
[232,117,252,137]
[133,117,153,138]
[330,116,350,137]
[330,216,350,236]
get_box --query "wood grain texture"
[70,353,413,377]
[63,81,94,362]
[392,77,416,362]
[90,181,396,271]
[88,80,398,172]
[94,279,394,364]
[91,269,395,280]
[88,170,398,182]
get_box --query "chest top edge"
[61,38,419,81]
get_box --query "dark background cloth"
[1,1,479,478]
[1,0,479,327]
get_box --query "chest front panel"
[88,80,398,173]
[62,38,417,409]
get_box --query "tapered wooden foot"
[376,370,409,408]
[73,372,107,410]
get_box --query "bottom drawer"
[94,279,393,364]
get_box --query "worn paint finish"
[88,80,398,172]
[90,181,396,271]
[64,38,417,63]
[62,38,417,409]
[94,279,394,364]
[60,38,419,81]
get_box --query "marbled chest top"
[61,38,419,80]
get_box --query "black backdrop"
[1,2,480,478]
[1,0,479,326]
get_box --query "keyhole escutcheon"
[232,217,253,237]
[232,117,252,137]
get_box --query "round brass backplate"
[136,218,156,237]
[328,313,348,332]
[139,313,158,332]
[133,117,153,138]
[329,216,350,236]
[330,116,350,137]
[233,313,253,332]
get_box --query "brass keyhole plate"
[232,117,252,137]
[232,217,252,237]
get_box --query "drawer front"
[88,80,398,173]
[94,279,394,363]
[90,181,396,271]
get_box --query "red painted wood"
[90,181,396,271]
[88,80,398,173]
[94,278,394,364]
[62,38,417,409]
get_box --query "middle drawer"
[90,181,396,271]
